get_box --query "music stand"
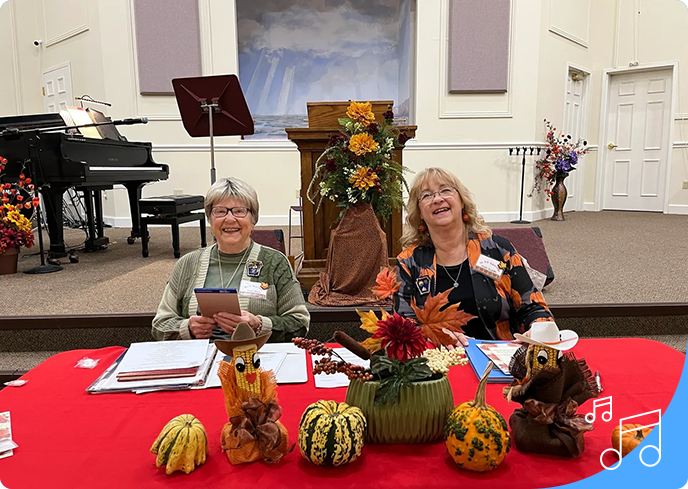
[172,75,254,185]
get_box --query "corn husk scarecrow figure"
[503,322,599,458]
[216,323,293,465]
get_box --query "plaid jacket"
[394,232,553,340]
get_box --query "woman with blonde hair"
[395,168,553,345]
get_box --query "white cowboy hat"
[513,321,578,351]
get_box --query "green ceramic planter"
[345,375,454,444]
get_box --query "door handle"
[607,142,618,150]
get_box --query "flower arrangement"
[307,101,410,220]
[531,119,588,200]
[0,156,38,254]
[294,267,472,406]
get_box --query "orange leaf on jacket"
[371,267,401,300]
[411,289,476,347]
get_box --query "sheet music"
[60,107,103,139]
[117,339,210,373]
[312,348,370,389]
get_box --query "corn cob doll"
[216,323,291,464]
[503,322,599,457]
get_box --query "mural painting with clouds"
[237,0,413,138]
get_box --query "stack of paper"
[465,339,520,383]
[88,340,215,394]
[475,342,522,375]
[0,412,17,459]
[88,341,310,394]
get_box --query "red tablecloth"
[0,338,683,489]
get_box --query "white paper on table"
[202,350,288,389]
[476,342,521,375]
[116,339,210,373]
[312,348,370,388]
[0,411,14,459]
[258,342,308,383]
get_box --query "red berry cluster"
[292,337,332,356]
[292,338,374,382]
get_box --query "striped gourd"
[150,414,208,475]
[298,400,367,466]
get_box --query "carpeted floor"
[1,210,688,316]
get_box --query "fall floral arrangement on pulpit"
[307,101,409,220]
[0,157,38,267]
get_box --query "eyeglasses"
[418,187,456,203]
[210,206,250,219]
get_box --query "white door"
[42,63,73,113]
[562,70,588,211]
[603,69,673,211]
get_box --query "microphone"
[114,117,149,125]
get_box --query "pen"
[594,370,603,392]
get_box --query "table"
[0,339,683,489]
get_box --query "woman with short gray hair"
[152,177,310,342]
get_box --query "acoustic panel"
[448,0,510,93]
[133,0,202,95]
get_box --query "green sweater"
[152,242,310,342]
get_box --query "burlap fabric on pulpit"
[308,204,389,306]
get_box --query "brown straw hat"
[214,322,271,356]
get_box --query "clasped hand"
[189,310,260,338]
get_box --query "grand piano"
[0,112,169,258]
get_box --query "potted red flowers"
[341,270,473,444]
[0,156,38,274]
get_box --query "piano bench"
[139,195,207,259]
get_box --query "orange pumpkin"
[611,424,653,457]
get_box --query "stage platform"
[1,211,687,383]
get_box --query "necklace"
[440,260,464,288]
[218,244,251,288]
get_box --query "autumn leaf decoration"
[357,308,390,354]
[371,267,401,300]
[411,289,476,347]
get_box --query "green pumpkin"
[298,400,367,466]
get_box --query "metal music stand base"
[510,219,531,225]
[24,263,63,274]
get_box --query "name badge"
[415,276,431,296]
[246,260,263,277]
[474,254,504,281]
[239,280,268,299]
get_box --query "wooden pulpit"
[286,101,417,290]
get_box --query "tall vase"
[550,173,568,221]
[0,247,19,275]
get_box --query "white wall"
[1,0,688,224]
